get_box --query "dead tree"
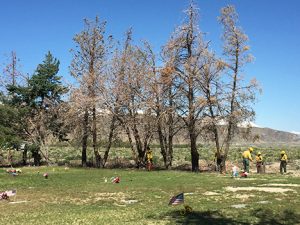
[107,31,155,168]
[70,17,111,167]
[163,3,208,172]
[216,5,259,172]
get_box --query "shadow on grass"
[162,210,249,225]
[253,208,300,225]
[162,208,300,225]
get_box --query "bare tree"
[106,30,156,167]
[100,30,138,167]
[157,66,183,169]
[70,17,111,167]
[150,50,183,169]
[216,5,259,172]
[1,51,24,95]
[163,4,209,171]
[139,42,177,169]
[4,51,18,87]
[198,51,225,171]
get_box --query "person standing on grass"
[146,146,153,171]
[255,152,263,173]
[242,147,253,173]
[280,150,288,174]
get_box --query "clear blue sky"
[1,0,299,133]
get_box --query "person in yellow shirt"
[280,150,288,174]
[255,152,263,173]
[242,147,253,173]
[146,146,153,171]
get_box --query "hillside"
[247,127,300,144]
[171,125,300,145]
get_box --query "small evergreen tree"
[7,51,68,165]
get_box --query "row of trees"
[0,4,259,172]
[0,51,68,165]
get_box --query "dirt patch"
[264,162,281,173]
[55,192,131,205]
[231,204,247,208]
[290,171,300,177]
[93,192,128,202]
[113,203,127,207]
[9,200,28,204]
[259,183,300,187]
[236,178,259,181]
[225,186,297,193]
[120,199,138,204]
[257,200,270,204]
[63,197,92,205]
[203,191,220,196]
[234,194,254,200]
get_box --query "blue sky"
[0,0,299,133]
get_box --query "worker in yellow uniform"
[280,150,288,174]
[255,152,263,173]
[242,147,253,173]
[146,146,153,171]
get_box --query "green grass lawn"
[0,167,299,225]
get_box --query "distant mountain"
[171,124,300,145]
[225,121,300,144]
[238,126,300,144]
[218,121,297,143]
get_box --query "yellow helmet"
[248,147,254,152]
[257,152,261,155]
[281,150,285,155]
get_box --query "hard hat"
[248,147,254,152]
[281,150,285,155]
[257,152,261,155]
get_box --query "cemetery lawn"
[0,167,299,225]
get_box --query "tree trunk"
[158,128,174,169]
[157,118,168,167]
[222,121,234,173]
[187,79,199,172]
[102,115,117,168]
[92,106,101,168]
[190,132,199,172]
[82,108,89,167]
[166,108,174,168]
[33,154,41,166]
[167,133,174,169]
[36,110,49,164]
[32,145,41,166]
[209,114,222,173]
[22,147,27,166]
[132,124,144,167]
[221,58,238,173]
[123,124,138,165]
[220,46,239,172]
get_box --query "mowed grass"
[0,167,299,225]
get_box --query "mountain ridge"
[238,126,300,144]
